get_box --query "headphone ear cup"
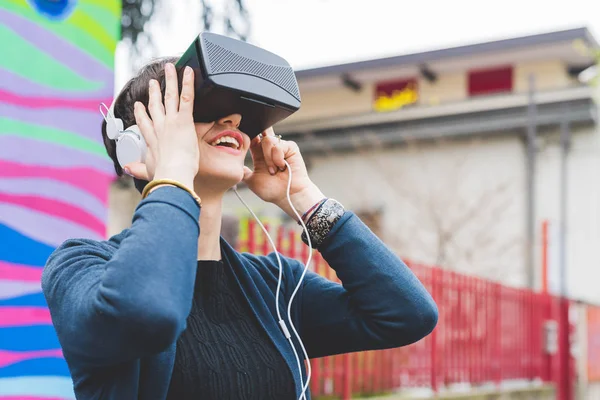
[127,125,147,162]
[115,125,147,169]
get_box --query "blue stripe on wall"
[0,357,70,378]
[0,224,55,267]
[0,292,48,307]
[0,325,61,351]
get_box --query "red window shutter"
[468,66,513,96]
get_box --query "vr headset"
[103,32,301,170]
[165,32,301,138]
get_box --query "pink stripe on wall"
[0,89,111,112]
[0,160,111,204]
[0,397,68,400]
[0,349,63,368]
[0,193,105,236]
[0,307,52,328]
[0,261,43,282]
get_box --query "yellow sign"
[373,81,418,112]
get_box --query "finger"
[147,79,165,126]
[251,135,261,147]
[261,136,277,174]
[134,102,157,151]
[178,66,195,116]
[163,63,180,115]
[123,161,150,181]
[248,135,265,164]
[262,127,275,137]
[271,143,286,171]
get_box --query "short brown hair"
[101,56,179,192]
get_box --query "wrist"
[153,168,195,190]
[277,184,325,222]
[142,177,202,205]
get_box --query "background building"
[218,27,600,304]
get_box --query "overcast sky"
[131,0,596,66]
[115,0,600,88]
[247,0,600,69]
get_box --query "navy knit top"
[166,260,295,399]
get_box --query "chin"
[197,162,244,191]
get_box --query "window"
[373,78,418,112]
[468,66,513,96]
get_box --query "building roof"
[295,27,599,80]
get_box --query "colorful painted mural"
[0,0,120,398]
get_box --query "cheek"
[197,148,245,170]
[195,122,213,138]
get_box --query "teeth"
[211,136,240,149]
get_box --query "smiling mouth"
[209,135,241,150]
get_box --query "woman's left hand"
[242,128,325,221]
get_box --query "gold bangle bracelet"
[141,179,201,206]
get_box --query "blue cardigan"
[42,187,438,399]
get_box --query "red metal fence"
[238,220,573,399]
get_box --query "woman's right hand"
[124,63,199,190]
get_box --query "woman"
[42,57,438,400]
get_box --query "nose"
[217,113,242,129]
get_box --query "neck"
[196,192,224,261]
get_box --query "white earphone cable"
[233,160,312,400]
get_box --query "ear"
[123,162,150,181]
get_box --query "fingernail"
[279,167,286,172]
[149,79,155,88]
[269,167,275,175]
[123,167,132,176]
[184,66,192,76]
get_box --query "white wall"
[537,124,600,303]
[225,134,528,286]
[309,135,529,286]
[224,123,600,304]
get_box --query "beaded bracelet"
[301,197,327,223]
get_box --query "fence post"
[558,298,572,400]
[247,219,256,253]
[430,267,439,393]
[342,353,352,400]
[261,222,270,255]
[494,283,502,387]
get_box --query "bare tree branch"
[121,0,250,63]
[352,136,519,281]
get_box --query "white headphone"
[100,102,147,169]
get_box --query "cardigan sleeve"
[41,187,200,367]
[297,212,438,359]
